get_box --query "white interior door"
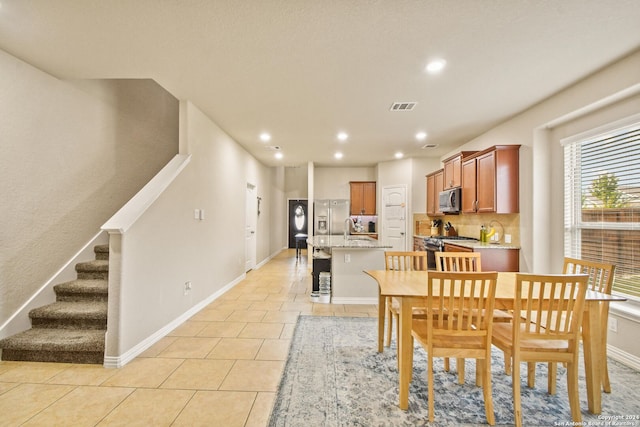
[245,183,257,272]
[382,185,407,251]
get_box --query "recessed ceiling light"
[274,152,283,159]
[425,59,446,74]
[259,132,271,142]
[395,152,404,159]
[334,152,343,159]
[337,132,349,141]
[415,131,428,141]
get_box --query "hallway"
[0,249,378,426]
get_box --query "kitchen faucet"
[344,217,355,240]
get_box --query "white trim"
[331,297,378,305]
[607,344,640,371]
[610,300,640,323]
[102,154,191,233]
[103,273,245,368]
[560,111,640,146]
[0,230,109,340]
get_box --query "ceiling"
[1,1,639,167]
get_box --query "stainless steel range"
[424,235,478,269]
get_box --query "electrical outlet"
[184,281,192,296]
[609,317,618,333]
[194,209,200,220]
[504,234,512,244]
[344,254,351,263]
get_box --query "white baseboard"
[103,273,246,368]
[330,297,378,305]
[607,344,640,371]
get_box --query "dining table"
[364,269,626,414]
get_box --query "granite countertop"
[308,235,392,249]
[440,239,520,250]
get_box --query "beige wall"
[314,167,376,200]
[108,101,278,357]
[446,49,640,274]
[445,49,640,359]
[0,50,178,326]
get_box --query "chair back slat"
[563,257,615,294]
[435,252,482,272]
[427,271,497,336]
[384,251,427,271]
[515,273,588,344]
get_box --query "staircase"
[0,245,109,364]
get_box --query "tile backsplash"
[414,213,520,245]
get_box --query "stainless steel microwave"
[438,187,461,213]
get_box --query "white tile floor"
[0,249,378,426]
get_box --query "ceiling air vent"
[390,102,417,111]
[421,143,439,149]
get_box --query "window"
[564,116,640,298]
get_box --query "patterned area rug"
[269,316,640,427]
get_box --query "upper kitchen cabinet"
[461,145,520,214]
[426,170,444,216]
[443,151,476,189]
[350,181,376,215]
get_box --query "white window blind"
[564,119,640,298]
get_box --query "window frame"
[562,113,640,300]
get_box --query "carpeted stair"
[0,244,109,364]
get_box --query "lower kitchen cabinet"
[444,243,519,272]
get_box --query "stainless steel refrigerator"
[314,199,350,235]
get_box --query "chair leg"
[395,313,400,371]
[444,357,450,372]
[504,351,512,375]
[512,355,522,427]
[548,362,557,395]
[566,360,583,423]
[527,362,536,388]
[457,358,465,384]
[475,358,482,387]
[428,352,435,423]
[384,298,392,347]
[602,357,612,393]
[481,357,495,425]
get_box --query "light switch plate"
[194,209,200,219]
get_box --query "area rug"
[269,316,640,426]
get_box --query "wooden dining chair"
[491,273,589,427]
[383,251,428,351]
[435,251,482,383]
[411,271,498,424]
[548,258,616,393]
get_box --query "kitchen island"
[307,235,392,304]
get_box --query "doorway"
[288,199,308,249]
[245,183,257,272]
[382,185,407,251]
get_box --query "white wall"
[314,167,376,200]
[448,48,640,360]
[285,166,308,200]
[449,49,640,274]
[0,49,178,326]
[107,101,278,358]
[411,157,442,214]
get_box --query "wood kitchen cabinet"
[443,151,476,189]
[426,170,444,216]
[461,145,520,214]
[350,181,376,215]
[444,243,519,272]
[414,236,426,251]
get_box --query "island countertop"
[307,235,392,249]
